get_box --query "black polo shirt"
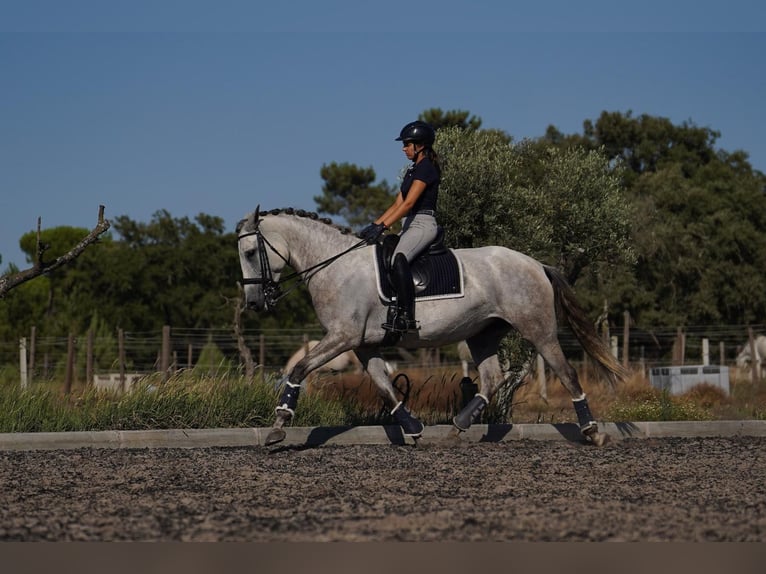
[400,157,440,213]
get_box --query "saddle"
[374,227,464,302]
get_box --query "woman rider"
[358,120,441,334]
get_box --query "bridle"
[237,219,367,308]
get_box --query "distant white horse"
[736,335,766,380]
[283,340,362,375]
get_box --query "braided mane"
[262,207,355,235]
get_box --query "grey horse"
[237,208,628,447]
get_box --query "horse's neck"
[273,218,355,272]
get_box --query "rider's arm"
[378,180,426,228]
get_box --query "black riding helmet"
[395,120,436,147]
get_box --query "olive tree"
[435,127,636,414]
[436,126,635,283]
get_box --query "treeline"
[1,109,765,371]
[0,210,318,367]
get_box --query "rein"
[238,226,367,307]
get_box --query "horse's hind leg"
[355,348,424,439]
[537,340,609,446]
[453,324,510,433]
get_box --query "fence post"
[672,327,686,366]
[118,328,126,392]
[259,333,266,384]
[64,333,75,394]
[29,326,36,384]
[86,329,94,388]
[719,341,725,367]
[19,337,28,390]
[161,325,171,382]
[702,338,709,366]
[622,310,630,368]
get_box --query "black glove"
[358,222,387,244]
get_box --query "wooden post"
[118,328,126,393]
[622,310,630,368]
[702,338,709,366]
[86,329,94,388]
[600,299,610,344]
[64,333,75,394]
[29,326,36,384]
[20,337,28,390]
[259,333,266,384]
[187,343,193,369]
[719,341,725,367]
[161,325,171,382]
[673,327,686,366]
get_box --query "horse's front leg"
[265,336,351,446]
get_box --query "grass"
[0,365,764,433]
[0,372,374,433]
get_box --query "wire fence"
[2,322,765,389]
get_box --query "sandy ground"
[1,436,764,541]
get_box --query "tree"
[436,126,635,284]
[419,108,482,131]
[314,162,397,228]
[547,110,766,328]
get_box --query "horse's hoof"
[446,426,464,441]
[264,428,287,446]
[587,431,610,447]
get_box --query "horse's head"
[237,208,289,311]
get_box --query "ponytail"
[426,147,442,176]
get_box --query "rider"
[358,120,441,333]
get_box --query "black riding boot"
[382,253,418,333]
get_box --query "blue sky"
[2,1,765,269]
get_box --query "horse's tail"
[544,265,630,387]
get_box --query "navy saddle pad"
[373,237,464,302]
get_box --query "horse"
[735,335,766,380]
[237,207,629,447]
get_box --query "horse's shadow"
[265,422,644,453]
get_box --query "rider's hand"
[358,222,387,244]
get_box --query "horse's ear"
[254,205,260,222]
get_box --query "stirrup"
[382,313,418,334]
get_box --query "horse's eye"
[245,249,256,259]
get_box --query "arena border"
[0,420,765,450]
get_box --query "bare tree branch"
[0,205,111,298]
[232,283,255,382]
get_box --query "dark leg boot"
[382,253,418,333]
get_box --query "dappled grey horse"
[237,208,629,446]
